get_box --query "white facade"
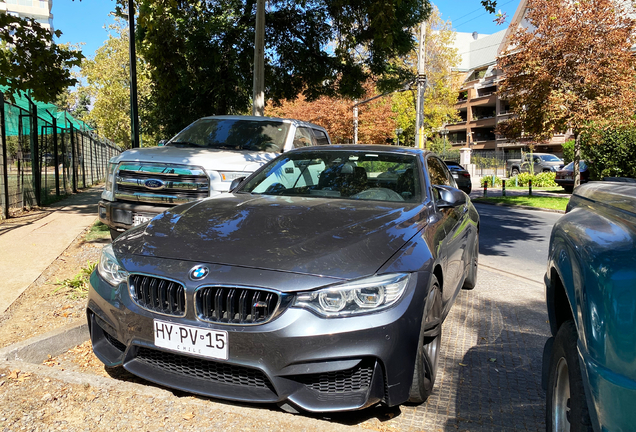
[0,0,53,30]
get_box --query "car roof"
[198,115,328,132]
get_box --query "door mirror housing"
[434,185,467,208]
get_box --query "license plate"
[133,214,153,226]
[154,319,228,360]
[452,174,459,179]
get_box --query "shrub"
[480,176,503,187]
[562,139,575,164]
[510,172,557,187]
[582,126,636,180]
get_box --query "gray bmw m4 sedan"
[88,145,480,413]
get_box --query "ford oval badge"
[189,265,209,281]
[144,178,165,190]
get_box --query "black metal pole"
[46,110,60,196]
[30,100,41,206]
[69,119,77,193]
[0,93,9,219]
[128,0,140,149]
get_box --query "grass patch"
[473,196,570,211]
[54,261,97,299]
[84,220,111,242]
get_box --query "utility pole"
[353,104,359,144]
[128,0,140,148]
[415,20,427,149]
[252,0,265,116]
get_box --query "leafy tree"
[0,14,83,103]
[265,80,395,144]
[391,8,461,147]
[497,0,636,187]
[81,21,154,149]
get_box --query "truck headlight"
[219,171,250,182]
[102,162,118,201]
[293,273,410,317]
[98,244,128,286]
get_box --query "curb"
[472,199,566,214]
[0,321,88,364]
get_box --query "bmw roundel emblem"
[144,178,165,190]
[189,265,209,280]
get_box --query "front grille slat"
[130,275,186,316]
[196,287,280,325]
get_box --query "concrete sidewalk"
[0,187,102,313]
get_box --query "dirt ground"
[0,225,105,349]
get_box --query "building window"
[18,0,33,6]
[39,1,48,8]
[6,0,19,5]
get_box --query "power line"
[451,0,517,30]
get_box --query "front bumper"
[87,263,431,412]
[98,200,174,232]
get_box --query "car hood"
[116,194,427,280]
[113,146,277,172]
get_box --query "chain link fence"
[471,149,523,177]
[0,92,122,219]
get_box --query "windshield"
[540,155,562,162]
[562,161,587,171]
[167,118,290,152]
[240,151,422,203]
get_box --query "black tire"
[511,168,520,177]
[110,228,122,241]
[462,234,479,290]
[409,275,442,403]
[546,320,593,432]
[563,186,574,193]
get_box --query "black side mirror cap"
[434,185,467,208]
[230,177,247,191]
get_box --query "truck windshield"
[540,155,562,162]
[167,118,290,152]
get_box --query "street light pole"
[414,20,427,149]
[128,0,140,148]
[252,0,265,116]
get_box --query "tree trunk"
[573,132,581,188]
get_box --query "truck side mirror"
[230,177,246,191]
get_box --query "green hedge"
[512,172,557,187]
[480,176,503,187]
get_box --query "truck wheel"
[546,320,593,432]
[511,168,520,177]
[409,276,442,403]
[462,235,478,290]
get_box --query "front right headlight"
[98,244,129,286]
[293,273,410,318]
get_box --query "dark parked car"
[88,145,480,413]
[554,160,589,193]
[444,161,472,194]
[544,181,636,431]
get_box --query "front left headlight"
[98,244,129,286]
[293,273,410,318]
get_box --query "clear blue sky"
[52,0,521,59]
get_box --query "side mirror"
[434,185,467,208]
[230,177,246,191]
[158,139,167,147]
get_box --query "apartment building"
[0,0,53,31]
[447,17,570,156]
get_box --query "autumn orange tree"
[265,80,396,144]
[497,0,636,186]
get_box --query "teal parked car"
[543,180,636,431]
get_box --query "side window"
[293,127,315,148]
[427,157,451,187]
[312,129,330,145]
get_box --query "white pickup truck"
[98,115,331,239]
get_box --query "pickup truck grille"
[115,163,209,205]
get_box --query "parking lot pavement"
[349,267,550,431]
[0,267,549,431]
